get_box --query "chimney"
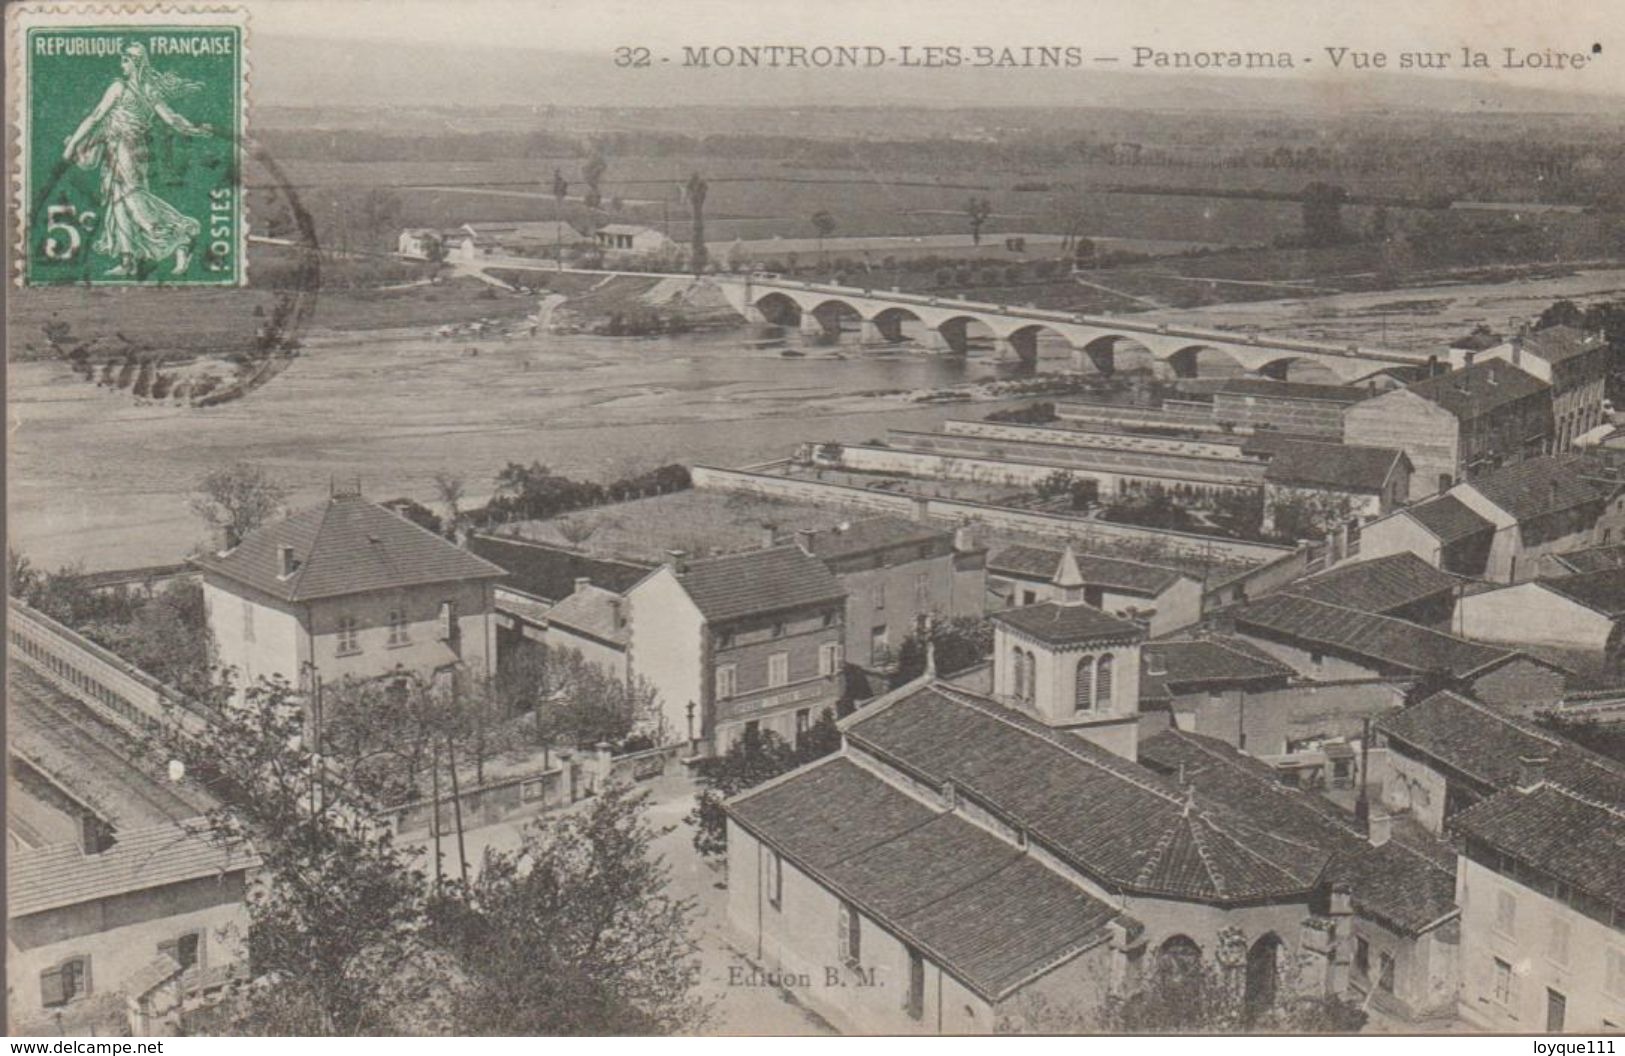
[574,576,592,595]
[609,596,624,629]
[759,524,778,549]
[215,524,239,554]
[279,544,298,578]
[80,815,114,856]
[1511,335,1523,368]
[794,528,817,555]
[953,525,976,553]
[1510,316,1530,336]
[664,549,688,574]
[1463,350,1476,370]
[1517,754,1548,791]
[1367,808,1391,847]
[1329,883,1354,916]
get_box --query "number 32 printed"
[614,46,651,67]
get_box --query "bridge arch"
[868,305,926,345]
[1165,343,1249,380]
[1076,333,1159,376]
[805,298,865,342]
[934,314,1001,356]
[1254,355,1345,385]
[1001,322,1076,366]
[752,291,804,327]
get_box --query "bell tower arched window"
[1095,653,1115,708]
[1075,656,1095,712]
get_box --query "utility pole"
[429,736,443,890]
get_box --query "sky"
[252,0,1622,96]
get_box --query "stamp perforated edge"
[7,2,252,287]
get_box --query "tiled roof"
[1215,378,1370,404]
[191,496,507,603]
[1141,637,1294,701]
[678,545,845,624]
[1230,594,1513,677]
[9,666,216,832]
[1253,438,1407,494]
[985,544,1187,597]
[1520,325,1602,366]
[1377,690,1625,805]
[845,685,1329,903]
[469,534,654,601]
[728,757,1124,1000]
[1540,570,1625,617]
[1140,731,1458,935]
[1549,543,1625,575]
[1452,784,1625,916]
[1405,359,1550,420]
[803,516,948,563]
[8,820,256,919]
[1284,552,1459,616]
[991,601,1147,646]
[1405,495,1495,545]
[1465,455,1604,524]
[545,584,630,646]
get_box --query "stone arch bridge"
[715,275,1429,382]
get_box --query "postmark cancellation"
[9,3,249,286]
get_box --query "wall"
[1380,747,1453,835]
[1457,584,1614,654]
[1179,680,1404,758]
[1356,513,1445,570]
[305,578,496,685]
[726,819,999,1034]
[8,872,249,1029]
[1455,855,1625,1032]
[838,550,961,668]
[1348,914,1460,1021]
[710,602,845,751]
[1212,392,1351,439]
[547,626,631,682]
[1344,390,1460,501]
[1229,629,1386,683]
[626,567,706,745]
[990,570,1201,638]
[693,464,1292,565]
[203,575,306,694]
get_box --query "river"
[7,324,1051,571]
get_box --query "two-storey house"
[191,491,507,698]
[626,546,846,753]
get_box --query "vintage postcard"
[5,0,1624,1043]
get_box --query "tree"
[1268,490,1355,543]
[432,472,466,538]
[582,152,608,210]
[966,195,993,246]
[427,784,704,1034]
[1300,182,1350,247]
[191,462,289,549]
[1538,298,1585,330]
[1535,711,1625,762]
[683,172,708,276]
[890,616,994,686]
[359,189,403,251]
[810,209,836,266]
[688,715,841,857]
[84,578,216,698]
[1211,489,1266,539]
[153,676,434,1034]
[551,169,570,268]
[1034,470,1100,510]
[8,546,39,599]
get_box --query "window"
[915,571,930,606]
[838,901,861,969]
[795,708,810,741]
[906,946,925,1020]
[437,600,456,642]
[715,663,737,700]
[819,642,841,676]
[336,615,360,655]
[1495,888,1517,935]
[1377,952,1394,994]
[40,958,89,1008]
[772,621,786,639]
[766,850,783,910]
[1014,647,1027,700]
[822,610,836,628]
[1074,658,1094,713]
[1022,590,1037,606]
[874,584,886,610]
[1546,988,1566,1032]
[1024,651,1038,704]
[716,630,735,649]
[1492,957,1516,1006]
[387,607,409,646]
[1354,937,1370,979]
[768,652,789,687]
[1095,653,1114,707]
[242,599,255,643]
[1607,947,1625,1000]
[1309,650,1325,670]
[1547,917,1570,966]
[870,624,889,656]
[159,932,201,970]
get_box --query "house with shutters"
[625,545,846,753]
[1372,691,1625,1032]
[190,489,507,699]
[7,666,257,1034]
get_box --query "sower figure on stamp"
[61,43,214,277]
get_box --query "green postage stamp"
[11,4,248,286]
